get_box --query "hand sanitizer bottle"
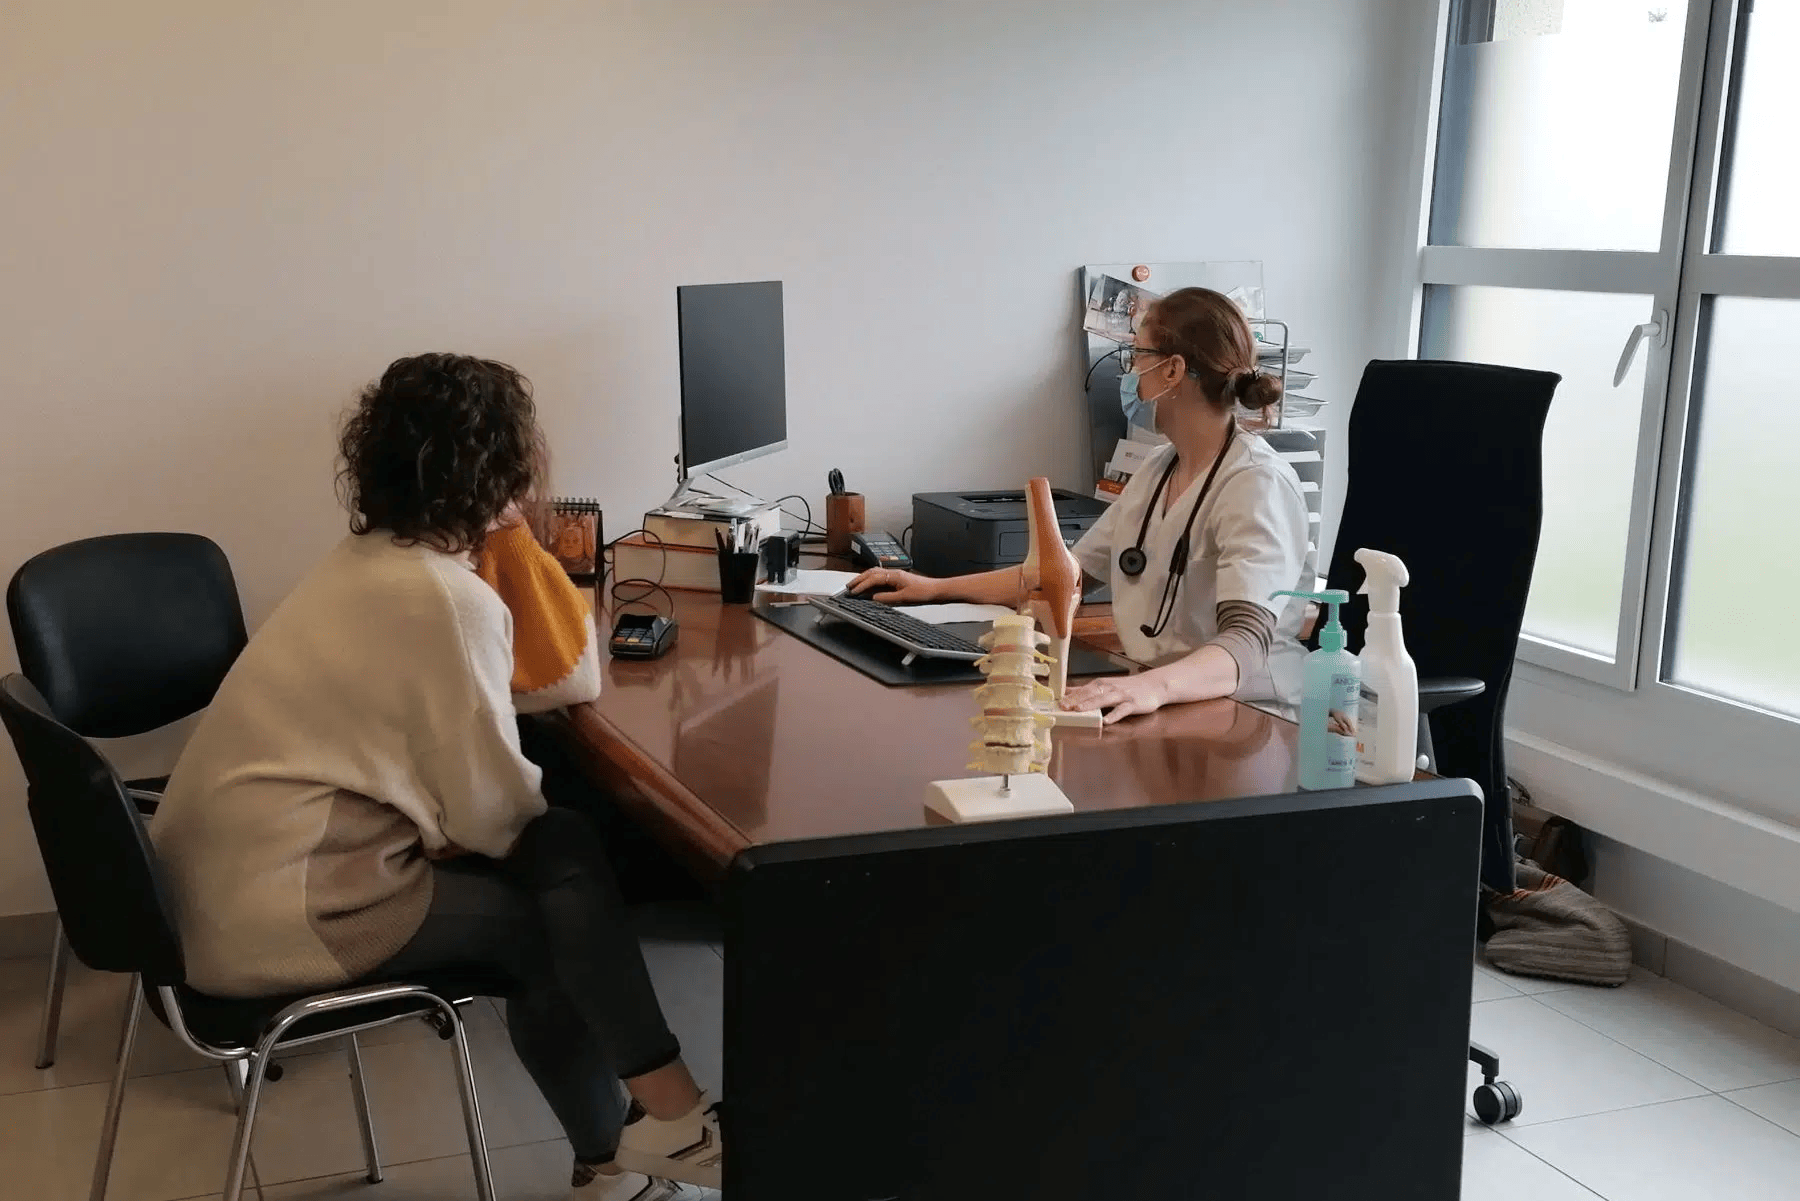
[1352,549,1419,785]
[1271,588,1360,790]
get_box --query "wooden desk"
[562,589,1302,879]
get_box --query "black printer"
[911,488,1110,579]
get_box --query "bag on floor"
[1483,859,1631,987]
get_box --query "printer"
[911,488,1111,587]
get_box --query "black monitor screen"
[677,281,787,477]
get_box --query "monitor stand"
[659,477,768,518]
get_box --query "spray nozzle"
[1271,587,1351,652]
[1354,548,1409,614]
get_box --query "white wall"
[0,0,1425,917]
[1588,835,1800,997]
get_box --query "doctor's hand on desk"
[846,568,944,604]
[1063,644,1241,724]
[1061,673,1171,726]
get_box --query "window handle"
[1612,309,1670,387]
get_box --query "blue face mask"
[1120,371,1153,429]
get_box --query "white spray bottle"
[1354,549,1419,784]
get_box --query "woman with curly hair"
[152,354,719,1198]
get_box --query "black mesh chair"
[1323,358,1561,1123]
[0,673,502,1201]
[6,532,247,1068]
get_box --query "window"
[1670,297,1800,717]
[1421,285,1654,659]
[1418,0,1800,725]
[1711,1,1799,255]
[1431,0,1691,252]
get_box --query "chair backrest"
[0,673,187,985]
[1324,358,1559,889]
[7,533,247,737]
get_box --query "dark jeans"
[378,808,681,1162]
[516,714,709,907]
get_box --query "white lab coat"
[1073,435,1314,705]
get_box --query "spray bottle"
[1353,549,1420,784]
[1270,588,1360,790]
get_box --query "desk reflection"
[672,673,779,830]
[1053,696,1298,809]
[578,590,1305,865]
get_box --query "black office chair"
[1322,357,1560,1124]
[0,672,502,1201]
[6,532,247,1068]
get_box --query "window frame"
[1416,0,1723,692]
[1404,0,1800,824]
[1635,0,1800,735]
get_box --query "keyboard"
[807,592,984,662]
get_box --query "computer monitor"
[677,280,787,483]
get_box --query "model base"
[923,773,1073,823]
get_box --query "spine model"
[969,613,1055,777]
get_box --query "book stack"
[612,504,783,592]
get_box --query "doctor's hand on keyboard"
[846,567,942,605]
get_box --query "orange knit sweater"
[474,522,602,712]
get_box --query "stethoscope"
[1118,426,1237,639]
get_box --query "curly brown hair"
[337,353,545,553]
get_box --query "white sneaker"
[614,1094,723,1190]
[569,1161,698,1200]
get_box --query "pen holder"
[825,492,864,556]
[718,550,760,604]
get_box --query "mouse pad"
[755,602,1132,688]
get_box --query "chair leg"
[217,1063,268,1201]
[35,921,71,1069]
[221,1043,279,1201]
[88,975,143,1201]
[1416,710,1437,774]
[345,1035,383,1183]
[441,1003,496,1201]
[221,1058,247,1107]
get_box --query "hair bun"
[1233,368,1283,411]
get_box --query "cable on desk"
[601,528,671,614]
[771,494,825,537]
[610,578,674,616]
[900,523,913,555]
[699,472,827,537]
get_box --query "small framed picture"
[1082,274,1162,344]
[543,498,602,581]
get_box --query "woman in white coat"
[849,287,1313,724]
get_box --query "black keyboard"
[807,592,984,662]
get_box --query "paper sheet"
[755,569,859,596]
[901,603,1017,626]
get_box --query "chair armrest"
[1419,676,1485,715]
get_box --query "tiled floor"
[1463,961,1800,1201]
[7,923,1800,1200]
[0,913,725,1201]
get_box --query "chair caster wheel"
[1473,1079,1521,1125]
[265,1061,284,1083]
